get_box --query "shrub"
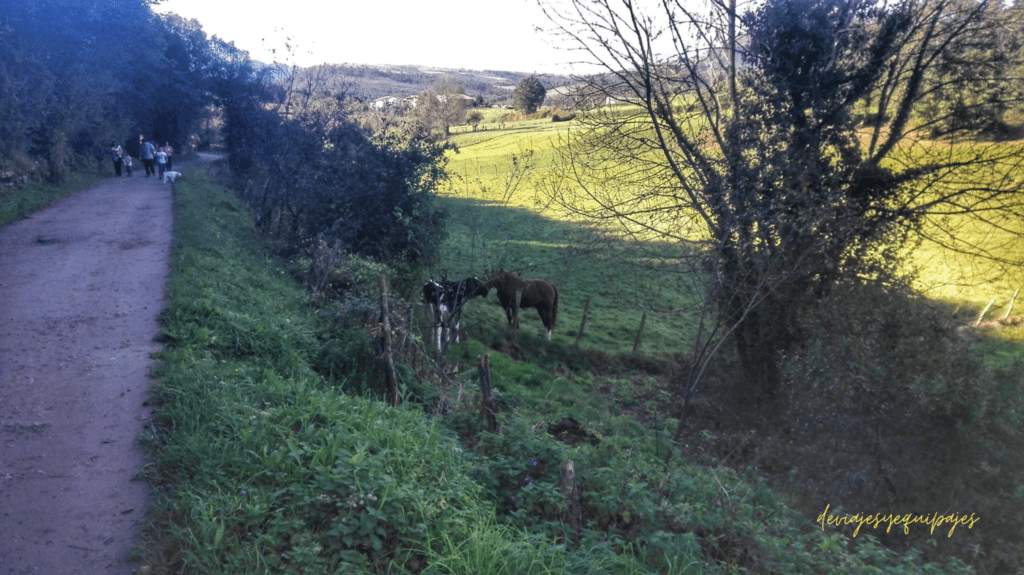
[781,280,1024,572]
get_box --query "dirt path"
[0,161,196,573]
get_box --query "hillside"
[293,62,573,104]
[140,161,988,574]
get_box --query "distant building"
[370,96,403,109]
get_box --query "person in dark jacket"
[140,138,155,177]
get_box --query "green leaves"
[512,76,547,114]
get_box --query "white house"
[370,96,402,109]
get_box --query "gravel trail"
[0,165,184,574]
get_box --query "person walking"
[140,138,156,177]
[124,154,133,177]
[155,146,167,179]
[162,142,174,171]
[110,142,123,176]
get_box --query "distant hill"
[280,63,575,105]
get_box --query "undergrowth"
[0,156,106,227]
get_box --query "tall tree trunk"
[733,311,783,403]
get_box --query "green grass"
[444,110,1024,365]
[899,139,1024,367]
[0,166,106,227]
[147,164,705,574]
[140,160,972,574]
[148,167,507,573]
[435,195,705,355]
[441,112,707,355]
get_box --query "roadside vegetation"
[142,162,976,574]
[0,167,104,227]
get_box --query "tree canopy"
[511,75,547,113]
[0,1,246,182]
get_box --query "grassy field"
[439,107,708,356]
[137,160,977,574]
[440,109,1024,366]
[433,111,1024,573]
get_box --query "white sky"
[155,0,587,74]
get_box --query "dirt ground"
[0,161,201,574]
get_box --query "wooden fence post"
[478,354,499,433]
[574,296,591,348]
[976,298,997,326]
[632,312,647,353]
[379,275,399,407]
[561,459,582,546]
[1001,289,1020,320]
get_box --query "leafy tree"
[540,0,1024,402]
[0,0,161,180]
[143,14,218,153]
[207,37,275,177]
[300,124,450,266]
[915,0,1024,137]
[0,1,226,181]
[466,110,484,131]
[217,60,450,277]
[511,75,546,113]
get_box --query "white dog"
[163,171,183,183]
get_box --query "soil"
[0,158,211,575]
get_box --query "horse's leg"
[497,291,513,326]
[439,302,451,352]
[451,308,462,344]
[538,308,552,339]
[513,288,523,330]
[426,303,440,352]
[547,286,558,339]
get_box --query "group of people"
[109,137,173,178]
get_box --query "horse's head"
[480,268,504,292]
[483,269,520,289]
[460,276,491,299]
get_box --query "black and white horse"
[422,276,489,351]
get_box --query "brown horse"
[484,270,559,339]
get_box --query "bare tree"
[414,75,469,137]
[539,0,1024,403]
[365,99,407,138]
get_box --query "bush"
[780,280,1024,572]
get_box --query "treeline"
[1,2,446,286]
[0,1,258,184]
[220,63,452,292]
